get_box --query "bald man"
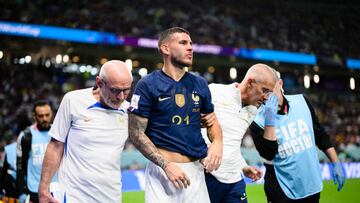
[201,63,278,203]
[250,72,344,203]
[39,60,133,203]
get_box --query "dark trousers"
[264,163,320,203]
[205,172,247,203]
[29,191,39,203]
[1,175,17,198]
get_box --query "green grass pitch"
[123,178,360,203]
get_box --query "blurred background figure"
[0,134,18,199]
[16,100,54,203]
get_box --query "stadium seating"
[345,145,360,161]
[1,0,359,58]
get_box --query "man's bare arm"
[128,113,190,189]
[128,113,169,169]
[39,138,64,203]
[203,112,223,172]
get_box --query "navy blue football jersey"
[129,70,214,158]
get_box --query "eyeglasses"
[253,80,272,96]
[261,87,272,96]
[101,79,131,95]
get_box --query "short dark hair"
[33,100,51,113]
[158,27,190,53]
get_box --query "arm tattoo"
[128,113,169,169]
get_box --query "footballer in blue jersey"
[128,27,222,203]
[129,70,213,158]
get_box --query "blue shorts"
[205,172,247,203]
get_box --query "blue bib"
[254,95,322,199]
[5,142,17,179]
[27,127,57,192]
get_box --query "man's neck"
[236,82,248,106]
[92,88,100,101]
[162,62,186,82]
[92,88,121,110]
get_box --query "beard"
[37,122,51,131]
[106,99,122,109]
[102,94,122,109]
[170,55,192,68]
[98,89,122,110]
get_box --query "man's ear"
[247,78,254,88]
[95,76,103,88]
[160,44,170,55]
[275,79,284,94]
[279,79,284,94]
[279,79,283,88]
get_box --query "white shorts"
[145,161,210,203]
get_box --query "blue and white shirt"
[49,88,129,202]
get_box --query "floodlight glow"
[230,67,237,80]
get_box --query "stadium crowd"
[0,64,359,170]
[1,0,359,58]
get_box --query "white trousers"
[145,161,210,203]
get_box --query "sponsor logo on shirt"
[240,193,247,201]
[158,96,171,102]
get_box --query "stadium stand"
[0,0,359,170]
[1,0,359,58]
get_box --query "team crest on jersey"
[192,91,200,105]
[175,94,185,108]
[118,115,125,126]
